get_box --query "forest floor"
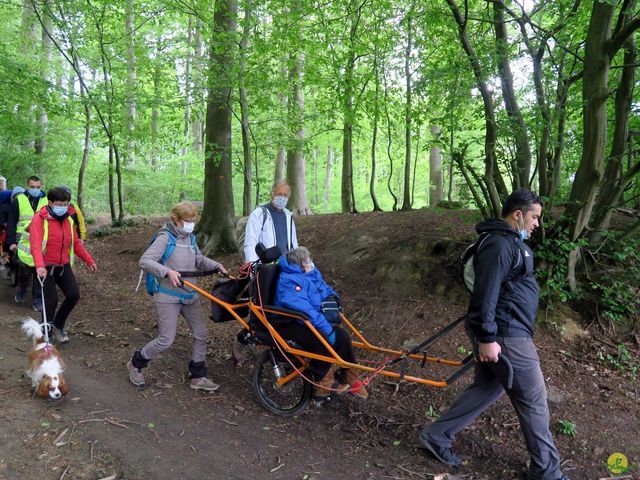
[0,209,638,480]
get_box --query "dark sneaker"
[189,377,219,392]
[127,361,145,386]
[419,438,462,466]
[32,297,43,312]
[15,288,26,304]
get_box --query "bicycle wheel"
[253,349,312,417]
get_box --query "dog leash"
[37,274,51,344]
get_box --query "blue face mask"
[517,216,529,240]
[28,188,41,197]
[52,205,68,217]
[272,195,288,210]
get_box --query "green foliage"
[556,419,577,437]
[536,220,588,304]
[425,405,439,418]
[597,344,638,379]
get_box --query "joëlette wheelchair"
[181,244,477,417]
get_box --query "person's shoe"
[54,328,69,344]
[314,367,336,398]
[127,360,145,386]
[32,297,43,312]
[338,369,369,399]
[14,288,26,304]
[190,377,220,392]
[231,336,248,365]
[419,437,462,466]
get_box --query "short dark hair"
[47,187,71,203]
[27,175,41,183]
[501,189,543,217]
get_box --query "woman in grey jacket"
[127,202,228,391]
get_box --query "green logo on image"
[607,452,629,475]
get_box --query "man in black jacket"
[419,189,569,480]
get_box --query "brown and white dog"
[22,318,69,400]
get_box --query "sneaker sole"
[189,385,219,392]
[420,440,461,466]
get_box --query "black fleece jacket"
[465,219,539,343]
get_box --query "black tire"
[253,349,312,417]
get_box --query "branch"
[609,15,640,57]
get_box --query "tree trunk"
[323,146,334,210]
[590,10,637,244]
[401,8,413,211]
[411,126,420,207]
[239,0,253,216]
[124,0,136,165]
[77,78,91,213]
[313,146,318,206]
[108,143,115,222]
[286,47,311,215]
[182,18,192,158]
[151,26,162,169]
[192,20,203,152]
[370,51,382,212]
[35,3,52,156]
[446,0,501,216]
[493,2,532,188]
[383,68,398,211]
[275,147,286,183]
[430,125,443,208]
[198,0,238,254]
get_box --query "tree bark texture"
[401,9,413,211]
[370,52,382,212]
[192,20,204,152]
[77,80,91,213]
[493,2,531,189]
[124,0,136,165]
[323,146,333,210]
[199,0,238,254]
[446,0,501,216]
[35,2,52,156]
[239,0,253,216]
[429,126,443,208]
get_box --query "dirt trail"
[1,210,638,480]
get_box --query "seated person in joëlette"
[273,246,368,401]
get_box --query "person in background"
[7,176,47,311]
[418,189,569,480]
[274,246,368,402]
[30,187,98,343]
[127,201,228,391]
[60,185,87,242]
[243,181,298,263]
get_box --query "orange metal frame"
[183,279,469,389]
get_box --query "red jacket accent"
[29,207,95,269]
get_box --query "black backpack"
[460,232,527,293]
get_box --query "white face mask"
[272,195,288,210]
[182,221,195,233]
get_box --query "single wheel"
[253,348,312,416]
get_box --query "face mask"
[28,188,41,197]
[52,205,68,217]
[517,216,529,241]
[272,196,288,210]
[181,221,195,234]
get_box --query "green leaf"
[147,422,155,429]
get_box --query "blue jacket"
[274,255,338,337]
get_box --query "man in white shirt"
[243,181,298,262]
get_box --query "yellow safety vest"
[71,202,87,241]
[18,214,75,268]
[15,194,48,266]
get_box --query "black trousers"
[17,264,41,301]
[42,264,80,330]
[274,322,356,381]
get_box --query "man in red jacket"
[29,187,98,343]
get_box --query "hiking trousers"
[141,301,208,364]
[42,264,80,331]
[17,264,42,302]
[420,336,562,480]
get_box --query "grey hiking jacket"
[139,222,222,304]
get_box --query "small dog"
[22,318,69,400]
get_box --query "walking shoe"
[32,297,43,312]
[231,336,248,365]
[337,369,369,399]
[419,438,462,466]
[54,328,69,344]
[14,288,26,304]
[127,360,145,386]
[189,377,220,392]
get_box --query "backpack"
[144,229,197,300]
[460,232,526,293]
